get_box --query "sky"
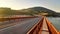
[0,0,60,12]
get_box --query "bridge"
[0,16,60,34]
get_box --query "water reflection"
[47,17,60,31]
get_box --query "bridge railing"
[27,17,44,34]
[45,18,59,34]
[0,16,40,29]
[1,16,38,21]
[0,16,38,26]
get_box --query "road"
[0,17,42,34]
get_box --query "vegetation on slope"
[0,7,60,17]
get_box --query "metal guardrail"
[0,16,38,29]
[45,17,59,34]
[0,16,38,21]
[27,17,44,34]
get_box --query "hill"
[18,7,59,17]
[0,7,60,17]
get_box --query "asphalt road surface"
[0,17,42,34]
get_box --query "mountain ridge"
[0,7,60,17]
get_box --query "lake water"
[47,17,60,31]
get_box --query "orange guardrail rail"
[0,16,38,21]
[59,32,60,34]
[45,17,59,34]
[27,17,44,34]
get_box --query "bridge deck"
[0,16,59,34]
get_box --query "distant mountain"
[0,7,60,17]
[18,7,58,17]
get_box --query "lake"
[47,17,60,31]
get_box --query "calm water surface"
[47,17,60,31]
